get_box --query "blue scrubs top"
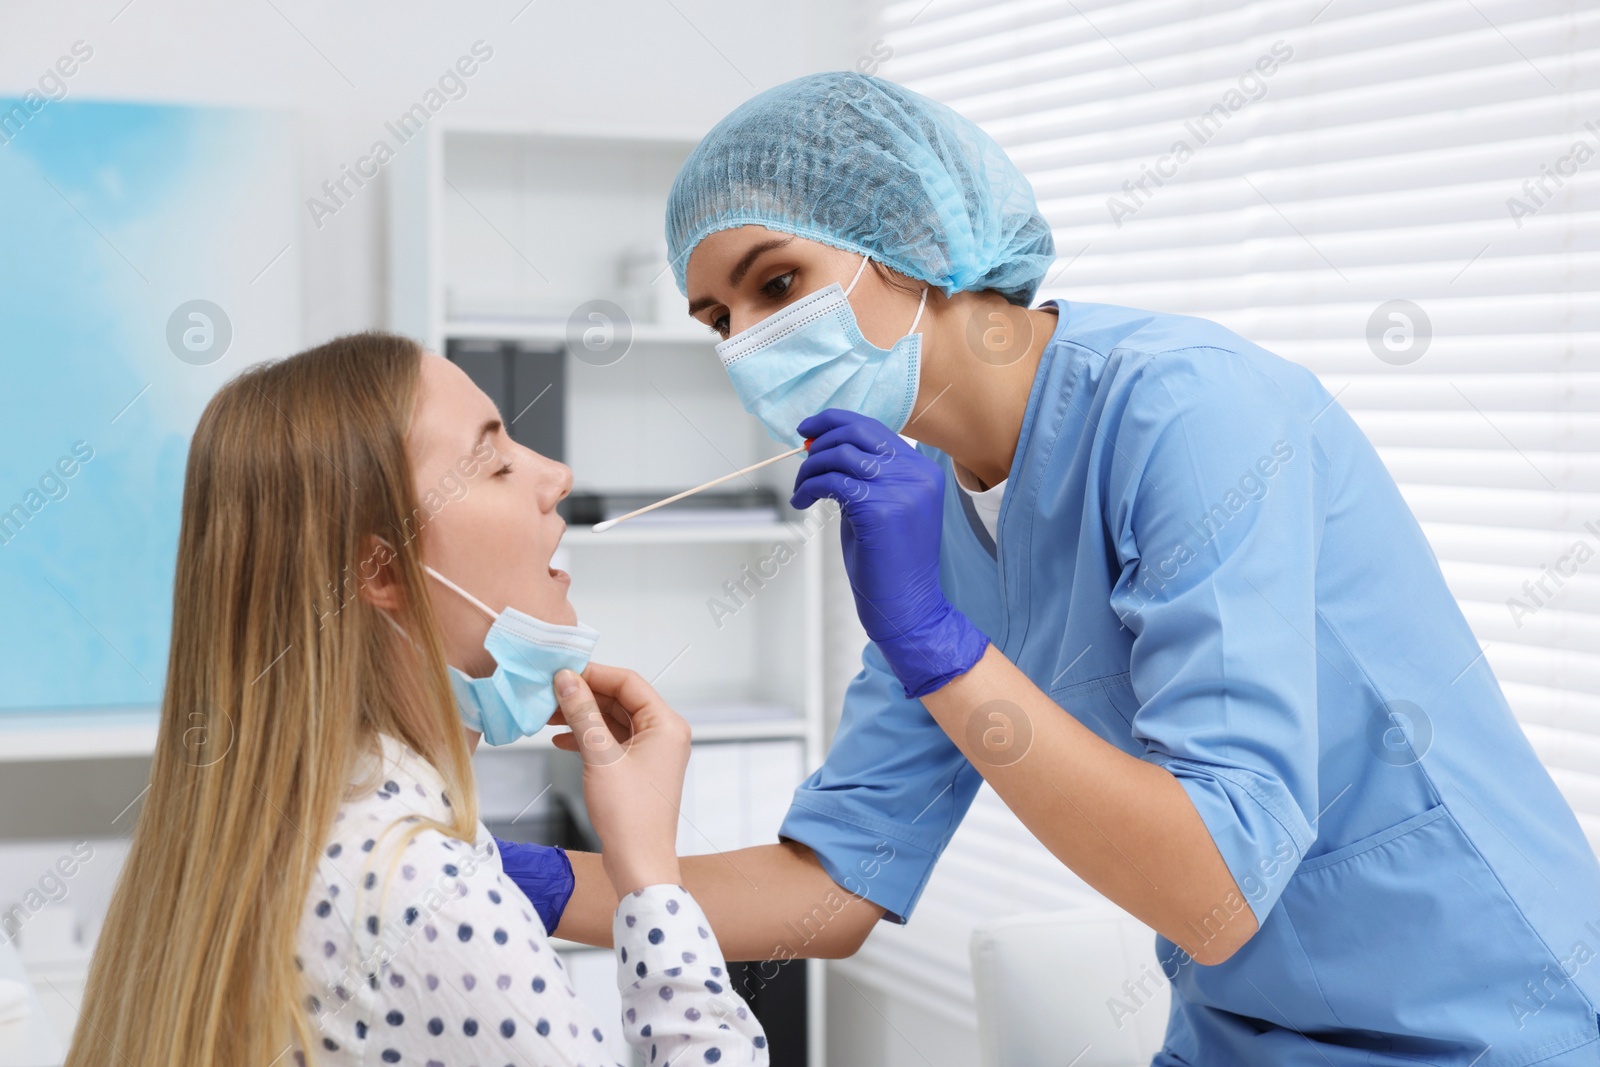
[777,300,1600,1065]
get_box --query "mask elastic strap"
[846,252,929,334]
[378,607,417,648]
[374,535,500,624]
[422,564,500,624]
[370,536,422,645]
[844,253,871,297]
[909,285,929,334]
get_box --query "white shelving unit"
[444,315,717,347]
[389,119,830,1066]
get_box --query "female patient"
[64,332,768,1065]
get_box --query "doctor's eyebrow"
[687,235,797,315]
[728,235,794,287]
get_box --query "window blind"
[837,0,1599,1026]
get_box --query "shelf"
[560,521,813,546]
[0,709,161,762]
[0,708,808,763]
[441,121,703,152]
[445,316,715,347]
[389,127,830,1067]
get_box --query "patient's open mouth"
[548,522,569,583]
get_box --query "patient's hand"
[550,663,687,897]
[547,665,636,745]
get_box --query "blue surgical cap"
[665,72,1056,306]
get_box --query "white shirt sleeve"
[303,826,767,1066]
[294,734,769,1066]
[612,883,770,1065]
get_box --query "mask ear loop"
[844,253,872,297]
[378,606,417,647]
[908,285,929,334]
[845,252,929,334]
[369,536,420,647]
[421,565,500,624]
[372,536,500,628]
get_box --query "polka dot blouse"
[291,732,770,1066]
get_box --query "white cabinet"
[389,120,830,1066]
[676,739,808,857]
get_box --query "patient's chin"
[541,587,580,627]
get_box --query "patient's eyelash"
[496,461,514,476]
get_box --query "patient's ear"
[355,534,405,611]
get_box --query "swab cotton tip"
[591,519,617,533]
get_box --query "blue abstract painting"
[0,100,300,712]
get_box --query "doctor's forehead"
[684,225,806,290]
[408,353,497,469]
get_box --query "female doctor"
[553,73,1600,1065]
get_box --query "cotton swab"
[591,440,813,533]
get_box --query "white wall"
[0,0,872,346]
[0,4,931,1063]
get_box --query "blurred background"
[0,2,1594,1065]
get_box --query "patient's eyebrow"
[470,418,501,452]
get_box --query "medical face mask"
[378,551,599,747]
[714,252,929,447]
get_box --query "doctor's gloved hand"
[790,409,990,698]
[491,837,574,936]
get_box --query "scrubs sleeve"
[1104,350,1323,926]
[778,639,983,924]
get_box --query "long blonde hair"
[66,332,482,1066]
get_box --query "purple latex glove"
[492,836,574,935]
[790,408,990,698]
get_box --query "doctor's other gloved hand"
[490,837,574,936]
[550,663,687,898]
[790,408,990,698]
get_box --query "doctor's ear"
[354,534,405,611]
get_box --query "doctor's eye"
[711,313,730,338]
[762,271,795,300]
